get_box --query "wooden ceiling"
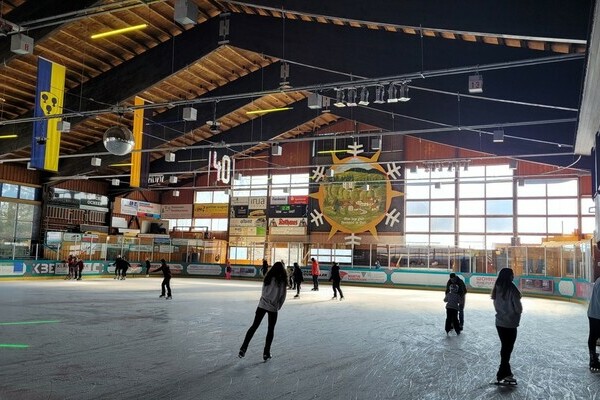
[0,0,590,181]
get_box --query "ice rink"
[0,277,598,400]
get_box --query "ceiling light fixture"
[398,83,411,102]
[246,107,293,115]
[165,152,176,162]
[387,83,398,103]
[317,149,348,154]
[0,134,17,139]
[109,163,132,167]
[333,89,346,107]
[358,87,369,106]
[346,88,358,107]
[373,85,385,104]
[91,24,148,39]
[493,129,504,143]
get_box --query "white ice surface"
[0,278,598,400]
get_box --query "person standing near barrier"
[329,262,344,300]
[112,255,123,280]
[120,257,130,280]
[145,258,151,277]
[293,262,303,298]
[310,257,320,291]
[238,261,287,361]
[152,259,172,299]
[66,254,75,280]
[587,274,600,371]
[225,259,232,280]
[74,257,84,280]
[491,267,522,385]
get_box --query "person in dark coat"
[145,258,151,277]
[445,273,467,329]
[293,262,304,298]
[239,261,287,361]
[261,259,269,276]
[74,257,84,280]
[329,262,344,300]
[152,259,172,299]
[112,255,124,280]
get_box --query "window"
[406,201,429,216]
[19,186,37,200]
[430,201,454,216]
[486,200,512,215]
[2,183,18,198]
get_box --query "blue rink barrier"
[1,260,593,302]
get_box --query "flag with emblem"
[30,57,66,172]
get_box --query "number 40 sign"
[208,151,234,184]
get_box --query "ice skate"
[590,352,600,372]
[263,352,271,362]
[494,375,517,386]
[159,294,165,298]
[340,296,344,301]
[331,296,337,300]
[293,294,299,298]
[238,348,246,358]
[166,295,172,300]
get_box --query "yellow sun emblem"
[310,145,404,240]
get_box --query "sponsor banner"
[267,204,307,218]
[0,261,24,276]
[468,275,497,289]
[187,264,222,276]
[248,196,267,210]
[193,203,228,218]
[232,266,257,278]
[82,234,99,242]
[270,226,306,235]
[556,279,575,297]
[390,271,449,286]
[30,261,60,275]
[248,209,266,218]
[576,281,593,298]
[230,218,267,228]
[128,244,153,252]
[138,201,161,219]
[80,204,109,213]
[231,205,249,218]
[230,226,267,236]
[289,195,309,205]
[231,196,249,206]
[229,236,267,246]
[159,245,175,253]
[341,270,388,284]
[520,278,554,294]
[270,196,288,205]
[269,217,307,227]
[168,263,184,275]
[63,233,82,242]
[46,231,63,243]
[120,199,139,216]
[161,204,193,219]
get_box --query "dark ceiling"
[0,0,593,187]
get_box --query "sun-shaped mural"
[310,142,404,244]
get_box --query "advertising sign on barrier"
[469,275,497,290]
[187,264,222,276]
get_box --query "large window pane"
[430,182,454,199]
[517,199,546,215]
[582,217,594,234]
[486,181,512,198]
[486,199,513,215]
[547,179,577,197]
[519,235,545,245]
[430,201,455,216]
[405,234,429,245]
[406,183,430,199]
[17,204,35,222]
[518,217,546,233]
[406,201,429,216]
[458,235,485,248]
[517,180,546,197]
[405,217,429,232]
[486,217,512,233]
[582,198,595,215]
[19,186,37,200]
[2,183,18,198]
[429,234,454,246]
[547,217,578,234]
[486,235,512,249]
[15,222,32,239]
[547,198,578,215]
[212,191,229,203]
[212,219,228,231]
[0,218,13,239]
[458,182,484,198]
[431,217,454,232]
[459,217,485,233]
[195,192,212,203]
[459,200,484,215]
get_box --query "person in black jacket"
[445,273,467,329]
[145,258,151,277]
[329,262,344,301]
[152,259,172,299]
[293,262,304,298]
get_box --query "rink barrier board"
[0,260,593,302]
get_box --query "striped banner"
[31,58,66,172]
[130,96,150,188]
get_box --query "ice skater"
[152,259,172,299]
[239,261,287,361]
[66,254,75,280]
[225,259,232,280]
[329,262,344,300]
[491,267,522,385]
[444,282,461,335]
[74,257,84,281]
[120,257,130,280]
[293,262,303,298]
[112,255,123,280]
[445,273,467,329]
[145,258,151,277]
[587,273,600,371]
[310,257,320,291]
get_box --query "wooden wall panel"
[0,164,41,186]
[54,180,109,195]
[122,189,161,203]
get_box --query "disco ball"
[103,126,134,156]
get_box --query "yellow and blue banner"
[31,58,66,172]
[130,96,150,188]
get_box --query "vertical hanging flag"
[130,96,150,188]
[31,58,66,172]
